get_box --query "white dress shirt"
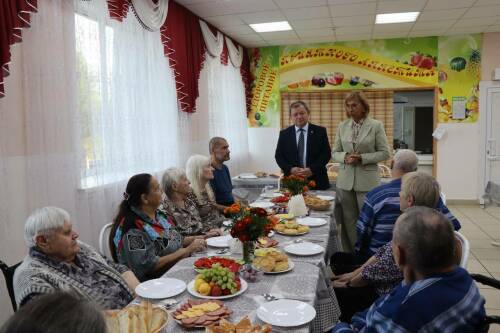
[295,123,309,167]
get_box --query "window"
[74,6,180,189]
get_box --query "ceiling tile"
[373,23,413,33]
[463,5,500,18]
[185,2,234,17]
[408,30,441,37]
[485,24,500,32]
[372,31,408,39]
[330,3,377,17]
[274,0,327,9]
[334,25,372,35]
[377,0,427,14]
[266,38,302,46]
[475,0,500,6]
[412,20,457,31]
[238,11,286,24]
[233,33,264,42]
[328,0,375,4]
[175,0,218,5]
[335,33,371,41]
[219,25,255,35]
[454,16,499,27]
[418,8,468,21]
[283,6,332,20]
[443,26,489,34]
[424,0,475,10]
[290,18,333,29]
[259,31,298,40]
[300,36,337,43]
[221,0,278,13]
[204,15,245,28]
[333,15,375,26]
[296,28,335,38]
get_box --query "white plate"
[316,195,335,201]
[135,278,186,299]
[296,217,327,227]
[257,299,316,327]
[239,173,258,179]
[206,235,233,248]
[283,242,324,256]
[275,230,309,236]
[256,260,295,274]
[260,192,282,199]
[187,279,248,300]
[249,201,274,209]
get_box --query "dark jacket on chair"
[275,123,331,190]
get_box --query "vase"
[288,194,308,217]
[242,241,256,265]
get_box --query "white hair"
[393,149,418,173]
[24,207,70,248]
[161,167,186,197]
[186,154,215,202]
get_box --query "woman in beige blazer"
[332,92,390,252]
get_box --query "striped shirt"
[332,267,486,333]
[355,178,461,257]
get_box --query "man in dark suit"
[275,101,332,190]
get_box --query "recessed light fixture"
[249,21,292,33]
[376,12,420,24]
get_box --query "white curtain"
[196,56,249,175]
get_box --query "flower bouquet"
[280,176,316,216]
[223,203,277,264]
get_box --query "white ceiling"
[174,0,500,47]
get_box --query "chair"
[470,273,500,332]
[98,223,113,261]
[0,260,21,312]
[455,231,470,269]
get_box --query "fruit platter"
[194,257,243,273]
[188,263,247,299]
[172,299,232,328]
[271,195,289,204]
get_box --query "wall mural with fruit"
[248,34,482,127]
[437,34,481,123]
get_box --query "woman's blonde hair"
[344,91,370,115]
[401,171,441,208]
[186,154,215,202]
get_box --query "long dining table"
[151,190,341,333]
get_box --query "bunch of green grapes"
[201,263,238,294]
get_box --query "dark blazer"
[275,123,332,190]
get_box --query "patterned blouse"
[160,195,205,236]
[28,245,132,309]
[188,191,224,231]
[116,209,183,281]
[361,242,403,295]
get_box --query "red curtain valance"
[0,0,38,98]
[107,0,129,21]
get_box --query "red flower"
[251,207,267,217]
[308,180,316,188]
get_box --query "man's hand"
[302,168,313,177]
[290,167,303,175]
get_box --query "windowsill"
[77,170,165,192]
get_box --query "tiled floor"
[449,204,500,333]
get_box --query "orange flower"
[224,203,241,215]
[308,180,316,188]
[303,186,309,192]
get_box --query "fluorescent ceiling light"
[250,21,292,33]
[376,12,419,24]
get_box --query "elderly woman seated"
[110,173,207,281]
[13,207,139,309]
[185,154,225,229]
[160,167,222,236]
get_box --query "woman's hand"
[331,272,354,288]
[345,153,362,165]
[187,238,206,254]
[204,228,223,238]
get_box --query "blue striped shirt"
[355,178,461,256]
[332,267,486,333]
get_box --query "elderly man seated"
[332,206,486,332]
[332,150,460,275]
[332,172,463,322]
[14,207,139,309]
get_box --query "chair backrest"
[98,223,114,260]
[455,231,470,269]
[0,260,21,312]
